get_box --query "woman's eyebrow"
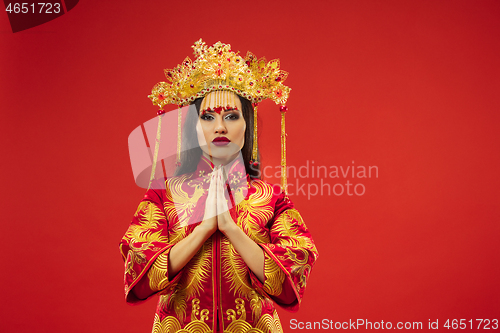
[201,108,241,116]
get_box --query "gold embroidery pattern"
[167,223,188,245]
[163,173,208,245]
[164,174,206,227]
[188,169,214,186]
[234,180,274,244]
[227,170,247,204]
[148,251,172,292]
[262,252,286,296]
[191,298,209,321]
[226,298,246,321]
[273,209,317,252]
[152,298,283,333]
[286,248,312,290]
[225,299,283,333]
[165,240,212,324]
[221,237,266,321]
[152,313,211,333]
[272,209,318,291]
[125,201,169,244]
[123,201,169,280]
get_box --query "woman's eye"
[200,114,214,121]
[225,113,240,120]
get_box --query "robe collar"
[195,154,247,181]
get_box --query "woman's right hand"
[197,165,219,236]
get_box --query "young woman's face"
[196,91,245,164]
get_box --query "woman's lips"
[212,137,230,146]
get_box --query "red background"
[1,0,499,332]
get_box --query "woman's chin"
[203,147,242,163]
[210,144,241,156]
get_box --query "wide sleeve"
[249,191,319,312]
[119,187,182,304]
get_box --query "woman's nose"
[215,118,227,134]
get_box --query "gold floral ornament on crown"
[148,39,290,108]
[147,39,291,195]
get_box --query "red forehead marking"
[201,105,239,116]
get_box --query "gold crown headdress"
[147,39,291,193]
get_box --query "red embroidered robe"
[120,156,319,332]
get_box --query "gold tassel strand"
[148,109,166,190]
[280,106,288,194]
[252,103,259,162]
[176,106,182,167]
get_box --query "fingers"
[204,166,218,219]
[217,166,229,215]
[219,164,228,184]
[208,167,217,198]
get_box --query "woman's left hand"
[215,166,238,235]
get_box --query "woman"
[120,39,318,333]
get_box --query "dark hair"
[173,94,261,178]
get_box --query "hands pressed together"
[168,164,265,282]
[199,165,238,236]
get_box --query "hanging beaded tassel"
[147,109,166,190]
[280,106,288,194]
[252,103,259,163]
[176,106,182,167]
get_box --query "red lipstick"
[212,137,230,146]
